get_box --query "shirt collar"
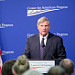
[39,33,49,39]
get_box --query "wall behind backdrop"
[0,0,75,65]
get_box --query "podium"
[28,60,61,73]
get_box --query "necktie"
[40,38,45,59]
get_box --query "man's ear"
[49,24,50,29]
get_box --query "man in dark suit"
[24,17,66,60]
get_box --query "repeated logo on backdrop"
[27,33,68,38]
[0,23,14,28]
[27,6,68,16]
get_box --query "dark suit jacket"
[24,32,66,60]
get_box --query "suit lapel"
[35,34,40,59]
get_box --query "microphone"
[51,55,56,60]
[42,44,45,48]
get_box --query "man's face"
[37,21,50,37]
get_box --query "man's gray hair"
[37,17,50,26]
[59,59,74,74]
[47,66,65,75]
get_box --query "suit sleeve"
[24,38,31,59]
[57,37,66,59]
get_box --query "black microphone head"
[42,45,45,48]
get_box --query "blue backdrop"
[0,0,75,66]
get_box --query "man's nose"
[42,26,46,29]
